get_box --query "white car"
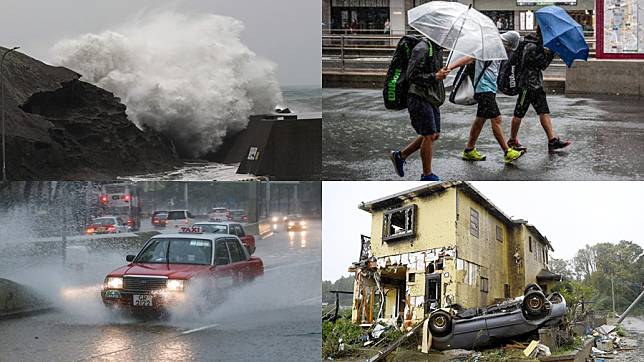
[165,210,194,229]
[208,207,230,222]
[86,216,129,234]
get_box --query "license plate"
[133,294,153,307]
[96,227,106,233]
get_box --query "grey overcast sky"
[0,0,321,87]
[322,181,644,281]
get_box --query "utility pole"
[184,182,189,210]
[611,276,616,315]
[1,46,20,183]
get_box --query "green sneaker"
[504,147,525,163]
[462,148,486,161]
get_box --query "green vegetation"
[322,318,364,359]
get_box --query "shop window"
[470,208,479,238]
[496,225,503,242]
[480,277,489,293]
[382,205,416,242]
[481,11,515,31]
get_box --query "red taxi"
[101,226,263,311]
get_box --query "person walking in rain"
[507,26,571,153]
[390,37,449,181]
[446,31,526,163]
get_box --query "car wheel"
[523,290,547,319]
[523,283,542,295]
[428,310,452,337]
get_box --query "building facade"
[349,182,558,325]
[323,0,595,35]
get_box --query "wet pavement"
[323,88,644,180]
[0,221,322,362]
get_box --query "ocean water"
[122,86,321,181]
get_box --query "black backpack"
[497,41,526,96]
[383,35,424,110]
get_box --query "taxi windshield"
[135,238,212,265]
[94,218,116,225]
[194,224,227,234]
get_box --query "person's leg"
[420,135,434,176]
[466,117,486,150]
[509,89,530,151]
[400,136,423,159]
[510,116,523,141]
[538,113,555,140]
[490,116,508,152]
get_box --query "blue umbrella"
[535,6,589,67]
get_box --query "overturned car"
[428,284,566,350]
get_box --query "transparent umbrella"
[408,1,507,67]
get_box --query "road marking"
[79,323,219,361]
[181,323,219,335]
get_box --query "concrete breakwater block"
[0,278,51,318]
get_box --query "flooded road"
[0,221,322,362]
[323,88,644,180]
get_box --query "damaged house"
[349,181,561,326]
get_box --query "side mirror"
[126,255,135,262]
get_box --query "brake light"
[123,194,131,202]
[127,219,134,226]
[107,226,116,232]
[86,227,95,234]
[99,195,108,204]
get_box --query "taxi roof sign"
[179,226,203,234]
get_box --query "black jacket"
[407,39,445,108]
[519,33,555,90]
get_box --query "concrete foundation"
[566,59,644,96]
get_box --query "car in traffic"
[101,228,264,312]
[151,210,168,228]
[208,207,230,222]
[427,284,566,350]
[165,210,194,229]
[284,214,307,231]
[192,222,256,254]
[229,209,248,223]
[86,216,129,235]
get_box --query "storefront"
[329,0,391,34]
[481,10,516,31]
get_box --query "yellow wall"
[369,188,457,257]
[453,191,510,307]
[523,228,549,286]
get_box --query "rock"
[0,46,181,179]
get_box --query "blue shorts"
[407,94,441,136]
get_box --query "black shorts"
[407,94,441,136]
[513,88,550,118]
[474,92,501,119]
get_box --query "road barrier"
[0,278,51,319]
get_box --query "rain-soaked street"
[323,88,644,180]
[0,182,321,362]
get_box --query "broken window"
[504,284,510,299]
[408,273,415,283]
[480,277,489,293]
[469,208,479,238]
[382,205,416,242]
[529,236,533,252]
[496,225,503,242]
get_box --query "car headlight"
[105,277,123,289]
[300,221,306,226]
[283,216,288,221]
[272,216,278,222]
[288,221,294,226]
[166,279,184,292]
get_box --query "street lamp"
[1,46,20,183]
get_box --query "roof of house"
[358,181,553,250]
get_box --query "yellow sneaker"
[504,147,525,163]
[462,148,486,161]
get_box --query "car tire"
[428,310,452,337]
[523,283,542,295]
[523,290,547,319]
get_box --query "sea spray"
[52,11,283,158]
